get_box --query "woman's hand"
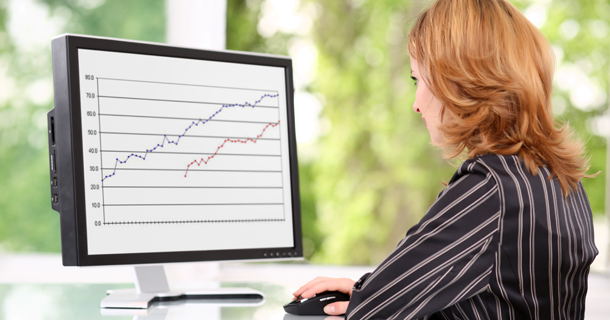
[292,277,356,316]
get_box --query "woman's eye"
[410,76,418,86]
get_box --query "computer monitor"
[48,34,303,308]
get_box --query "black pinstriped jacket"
[346,154,598,320]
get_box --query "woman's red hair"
[408,0,593,196]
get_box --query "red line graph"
[184,121,280,177]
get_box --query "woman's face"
[410,56,444,146]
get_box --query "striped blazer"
[346,154,598,320]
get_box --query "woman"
[293,0,598,319]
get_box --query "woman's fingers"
[293,276,339,297]
[324,301,350,316]
[292,276,330,298]
[293,277,356,299]
[302,278,354,298]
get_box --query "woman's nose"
[413,103,420,113]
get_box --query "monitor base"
[101,287,265,309]
[100,265,264,309]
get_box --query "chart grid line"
[101,168,283,173]
[99,96,279,109]
[99,113,277,125]
[101,150,281,157]
[103,203,285,207]
[97,77,279,93]
[102,186,283,189]
[99,132,280,141]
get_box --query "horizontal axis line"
[103,203,285,207]
[98,95,279,108]
[99,131,280,141]
[100,168,282,173]
[103,218,286,225]
[99,113,278,125]
[96,77,280,93]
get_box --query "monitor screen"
[49,34,302,266]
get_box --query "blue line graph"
[101,93,279,181]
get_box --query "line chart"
[89,77,286,225]
[101,93,279,181]
[184,121,280,177]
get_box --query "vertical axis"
[96,78,107,225]
[277,96,285,221]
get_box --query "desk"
[0,256,608,319]
[0,282,342,320]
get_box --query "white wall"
[166,0,227,50]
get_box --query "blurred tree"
[0,0,165,252]
[304,0,455,265]
[304,0,609,265]
[227,0,268,54]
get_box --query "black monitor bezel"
[54,34,302,266]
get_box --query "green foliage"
[296,162,324,260]
[43,0,166,42]
[226,0,268,54]
[304,0,609,264]
[305,0,456,264]
[0,0,165,252]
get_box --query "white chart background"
[77,48,294,255]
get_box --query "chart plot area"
[96,78,285,224]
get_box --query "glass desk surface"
[0,282,345,320]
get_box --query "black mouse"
[283,291,350,315]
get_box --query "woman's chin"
[429,135,443,147]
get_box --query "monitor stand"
[101,265,265,309]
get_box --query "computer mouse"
[283,291,350,315]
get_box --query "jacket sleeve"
[346,167,501,320]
